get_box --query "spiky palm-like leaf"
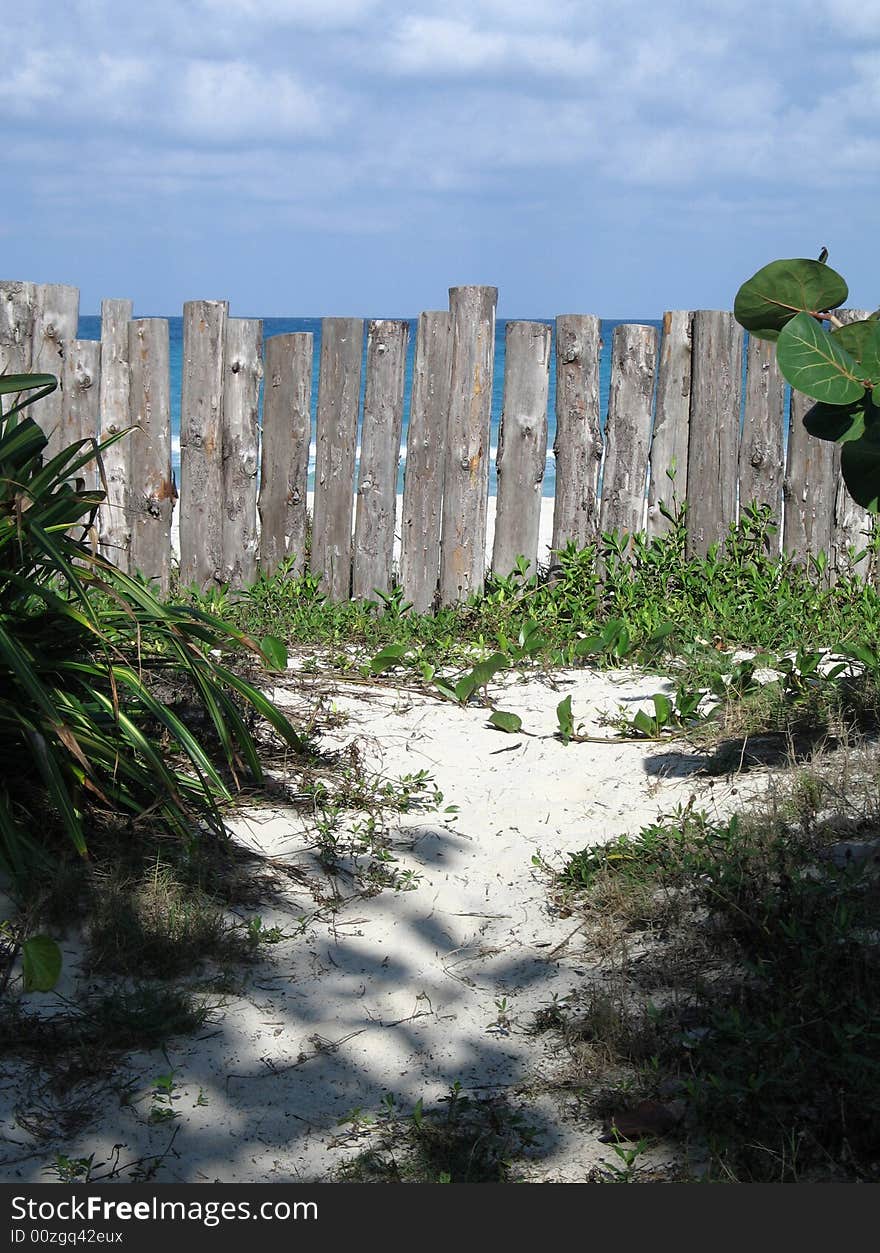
[0,373,303,887]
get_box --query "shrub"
[0,372,302,891]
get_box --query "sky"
[3,0,880,318]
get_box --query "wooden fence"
[1,280,873,608]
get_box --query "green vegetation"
[334,1083,539,1183]
[0,371,309,998]
[547,775,880,1181]
[180,500,880,696]
[736,253,880,510]
[4,362,880,1182]
[0,373,305,884]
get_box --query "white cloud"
[0,49,152,120]
[176,60,330,140]
[4,0,880,310]
[389,18,508,74]
[199,0,378,28]
[822,0,880,38]
[387,16,599,77]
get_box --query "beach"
[4,657,771,1182]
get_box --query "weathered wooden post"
[739,332,785,548]
[179,299,228,591]
[783,390,836,568]
[98,299,133,571]
[31,284,80,459]
[599,324,658,541]
[59,339,101,492]
[439,285,497,604]
[685,311,744,557]
[833,447,873,581]
[828,311,873,581]
[0,281,36,378]
[551,314,602,557]
[310,317,363,601]
[491,321,550,579]
[258,333,313,577]
[399,311,453,613]
[221,317,263,588]
[128,319,173,596]
[353,319,409,600]
[647,311,692,538]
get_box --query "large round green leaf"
[831,319,880,384]
[803,398,867,444]
[841,434,880,512]
[776,312,865,403]
[734,258,848,341]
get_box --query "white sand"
[3,662,772,1184]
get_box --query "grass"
[546,760,880,1182]
[333,1084,540,1183]
[175,504,879,658]
[0,984,213,1055]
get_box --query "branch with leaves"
[735,253,880,511]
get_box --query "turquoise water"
[78,316,661,498]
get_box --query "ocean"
[77,316,662,499]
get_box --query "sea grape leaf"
[803,398,867,444]
[734,258,848,341]
[841,433,880,512]
[831,319,880,383]
[488,710,522,734]
[776,313,865,404]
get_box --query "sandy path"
[3,665,768,1184]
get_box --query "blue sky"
[4,0,879,318]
